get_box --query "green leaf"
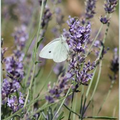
[56,112,64,120]
[85,116,117,119]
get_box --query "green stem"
[64,104,81,118]
[112,105,117,117]
[82,61,102,116]
[38,63,56,96]
[24,59,33,87]
[35,0,45,53]
[68,90,75,120]
[84,116,117,119]
[85,67,97,97]
[81,85,84,95]
[84,22,110,116]
[90,61,102,100]
[97,81,115,115]
[97,23,110,61]
[86,24,103,57]
[53,88,71,120]
[24,64,36,108]
[23,0,45,108]
[91,100,94,116]
[23,30,37,61]
[28,92,72,119]
[79,94,83,119]
[73,94,77,120]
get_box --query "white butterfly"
[39,35,69,63]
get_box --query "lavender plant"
[1,0,118,120]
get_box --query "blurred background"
[2,0,119,119]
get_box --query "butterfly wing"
[39,39,60,59]
[53,41,69,62]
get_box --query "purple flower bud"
[4,56,24,80]
[104,0,118,13]
[41,8,52,29]
[13,50,24,62]
[7,93,24,112]
[45,96,54,103]
[2,79,20,104]
[85,0,97,19]
[12,25,29,50]
[94,40,100,47]
[100,16,109,24]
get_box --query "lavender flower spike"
[4,56,24,80]
[7,92,24,112]
[12,25,29,50]
[2,79,20,104]
[85,0,97,19]
[41,7,52,29]
[64,16,96,84]
[104,0,118,13]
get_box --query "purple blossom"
[14,1,34,25]
[63,16,96,84]
[104,0,118,13]
[100,16,109,24]
[41,8,52,29]
[2,79,11,103]
[64,16,91,48]
[2,79,20,103]
[77,61,95,83]
[7,93,24,112]
[13,50,24,62]
[2,0,35,25]
[11,80,20,92]
[45,75,70,103]
[45,96,54,103]
[94,40,100,47]
[12,25,29,50]
[4,56,24,80]
[85,0,97,19]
